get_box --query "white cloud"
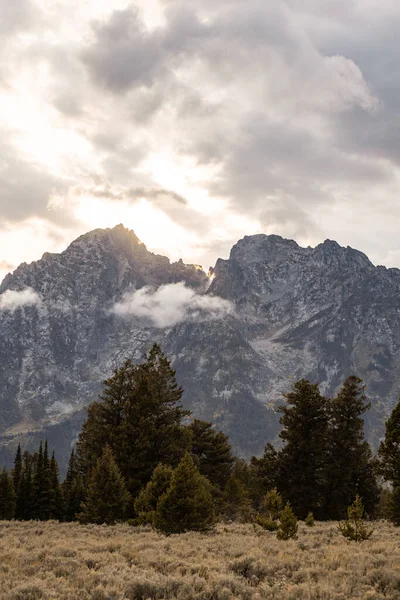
[112,282,233,327]
[0,288,42,312]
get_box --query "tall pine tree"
[378,397,400,525]
[277,379,329,519]
[78,445,131,524]
[13,444,22,496]
[63,450,84,521]
[188,419,234,488]
[324,377,378,519]
[77,344,191,497]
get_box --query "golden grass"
[0,520,399,599]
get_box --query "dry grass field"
[0,520,399,600]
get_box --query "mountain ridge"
[0,225,398,471]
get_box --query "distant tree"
[277,503,298,540]
[324,377,379,519]
[249,443,278,509]
[77,344,191,498]
[188,420,234,489]
[0,468,16,520]
[63,450,85,522]
[305,512,315,527]
[338,495,373,542]
[391,486,400,526]
[49,452,63,520]
[378,397,400,486]
[13,444,22,495]
[277,379,329,519]
[78,445,131,524]
[153,453,215,534]
[221,474,252,521]
[16,452,34,520]
[134,464,173,525]
[255,488,283,532]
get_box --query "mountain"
[0,225,398,471]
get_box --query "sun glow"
[74,195,200,262]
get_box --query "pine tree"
[391,486,400,526]
[13,444,22,495]
[277,379,329,519]
[249,443,278,509]
[16,452,34,520]
[134,464,173,524]
[324,377,379,519]
[305,511,315,527]
[153,452,215,534]
[63,450,84,521]
[338,495,373,542]
[78,445,131,524]
[277,503,298,540]
[378,397,400,487]
[255,488,283,531]
[49,452,63,520]
[0,468,16,520]
[77,344,191,498]
[221,474,252,521]
[188,420,234,488]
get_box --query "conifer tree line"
[0,343,400,530]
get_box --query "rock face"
[0,226,399,471]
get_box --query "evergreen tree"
[13,444,22,495]
[221,474,252,521]
[305,512,315,527]
[277,379,329,519]
[324,377,379,519]
[62,450,84,521]
[0,468,16,520]
[378,397,400,486]
[78,445,131,524]
[77,344,191,498]
[338,495,373,542]
[49,452,63,520]
[249,443,278,509]
[153,452,215,534]
[16,452,34,520]
[134,464,173,524]
[188,420,234,488]
[391,486,400,526]
[277,503,298,540]
[31,440,53,520]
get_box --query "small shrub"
[277,502,298,540]
[255,514,279,531]
[305,512,315,527]
[338,495,373,542]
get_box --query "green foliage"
[13,444,22,495]
[77,344,191,498]
[325,377,379,520]
[134,464,173,525]
[63,450,84,522]
[249,443,278,509]
[0,468,16,519]
[221,474,252,522]
[390,486,400,526]
[278,379,329,519]
[338,495,373,542]
[78,445,131,524]
[305,511,315,527]
[153,452,215,534]
[264,488,283,520]
[378,397,400,487]
[277,502,298,540]
[49,452,63,520]
[188,419,234,489]
[255,514,279,531]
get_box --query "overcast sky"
[1,0,400,278]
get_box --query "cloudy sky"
[1,0,400,278]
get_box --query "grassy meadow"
[0,520,399,599]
